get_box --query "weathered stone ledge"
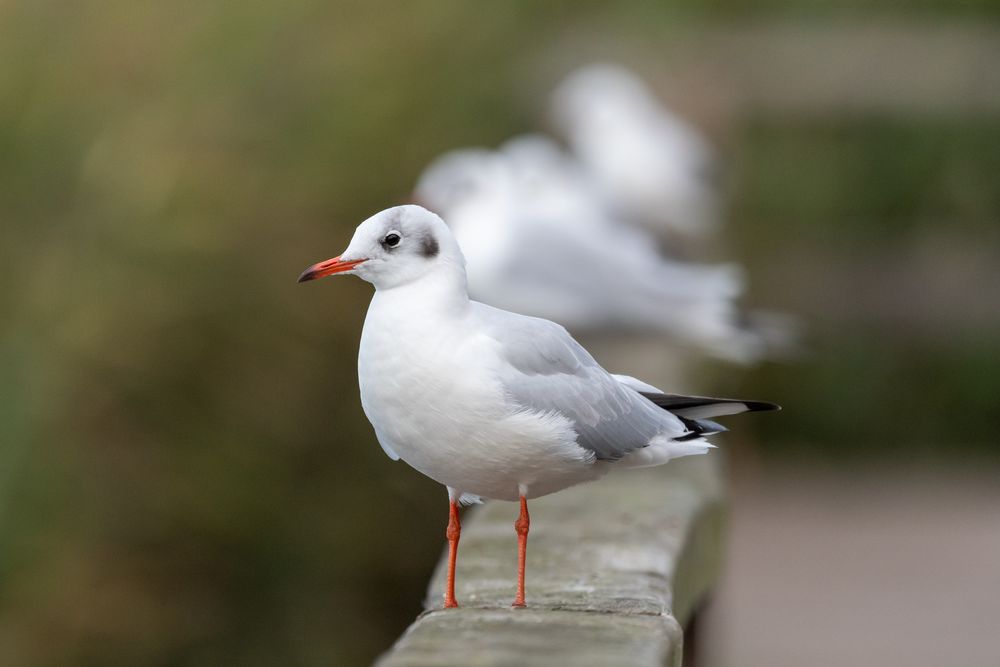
[376,455,726,667]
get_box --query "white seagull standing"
[298,205,778,608]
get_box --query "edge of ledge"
[377,455,725,667]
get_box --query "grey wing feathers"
[478,304,686,460]
[612,375,753,439]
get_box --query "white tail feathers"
[618,437,715,469]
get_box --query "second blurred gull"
[416,135,768,363]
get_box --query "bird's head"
[297,205,465,290]
[550,63,653,133]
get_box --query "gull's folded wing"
[478,304,689,461]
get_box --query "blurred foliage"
[734,118,1000,240]
[717,332,1000,457]
[722,117,1000,454]
[2,0,999,665]
[0,2,553,664]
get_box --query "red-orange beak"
[297,256,367,283]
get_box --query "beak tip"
[297,256,365,284]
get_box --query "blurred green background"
[3,1,999,664]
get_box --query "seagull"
[298,205,778,608]
[550,63,721,242]
[416,135,767,363]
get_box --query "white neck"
[370,263,470,320]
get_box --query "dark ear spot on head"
[421,235,439,258]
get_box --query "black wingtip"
[639,392,781,414]
[677,416,729,440]
[744,400,781,412]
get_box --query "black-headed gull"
[298,205,778,608]
[550,63,720,241]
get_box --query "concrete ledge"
[377,455,726,667]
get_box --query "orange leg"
[444,499,461,608]
[512,495,530,608]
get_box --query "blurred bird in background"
[416,64,795,366]
[550,63,721,245]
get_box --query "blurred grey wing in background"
[415,125,792,363]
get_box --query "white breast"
[357,289,600,501]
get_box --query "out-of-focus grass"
[2,1,999,665]
[723,117,1000,456]
[0,2,558,663]
[732,118,1000,243]
[718,333,1000,457]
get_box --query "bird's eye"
[383,232,401,248]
